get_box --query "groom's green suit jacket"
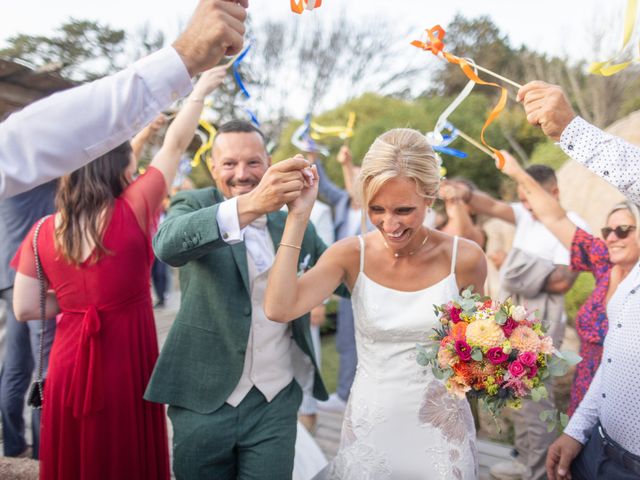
[144,187,329,414]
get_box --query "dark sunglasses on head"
[601,225,637,239]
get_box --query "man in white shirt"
[0,0,248,200]
[519,82,640,479]
[448,166,588,480]
[145,121,332,479]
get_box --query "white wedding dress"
[319,235,478,480]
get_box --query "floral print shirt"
[570,227,611,345]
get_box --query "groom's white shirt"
[217,198,312,406]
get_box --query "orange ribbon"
[412,25,506,169]
[291,0,322,14]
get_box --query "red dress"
[13,168,170,480]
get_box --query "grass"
[320,333,339,394]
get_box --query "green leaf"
[416,351,429,366]
[535,385,549,400]
[531,388,542,402]
[546,420,557,433]
[539,410,550,422]
[556,350,582,366]
[471,348,483,362]
[548,356,569,376]
[560,413,570,428]
[494,309,507,325]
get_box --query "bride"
[264,128,486,479]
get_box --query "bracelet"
[279,242,302,251]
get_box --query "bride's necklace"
[384,231,430,258]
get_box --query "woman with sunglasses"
[500,150,640,415]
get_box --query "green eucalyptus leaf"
[548,356,569,376]
[532,389,541,402]
[471,348,483,362]
[556,350,582,366]
[560,413,570,428]
[494,309,507,325]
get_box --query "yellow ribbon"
[310,112,356,140]
[589,0,640,76]
[191,119,217,167]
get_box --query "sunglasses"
[601,225,637,239]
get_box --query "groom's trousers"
[169,380,302,480]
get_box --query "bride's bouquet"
[417,288,580,430]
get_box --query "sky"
[0,0,632,118]
[0,0,629,63]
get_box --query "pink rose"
[454,340,472,362]
[450,306,462,324]
[502,317,518,337]
[527,364,538,379]
[519,351,537,368]
[486,347,508,365]
[508,360,525,378]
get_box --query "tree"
[0,19,167,82]
[0,19,126,81]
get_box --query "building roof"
[0,58,75,118]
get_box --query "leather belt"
[598,423,640,475]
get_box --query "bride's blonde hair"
[355,128,440,211]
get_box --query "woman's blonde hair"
[607,201,640,239]
[355,128,440,210]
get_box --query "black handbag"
[26,215,50,410]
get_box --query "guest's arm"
[0,0,248,200]
[149,66,226,188]
[312,153,350,208]
[336,146,357,199]
[518,81,640,205]
[131,114,167,161]
[500,150,576,249]
[449,180,516,224]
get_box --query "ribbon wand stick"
[473,64,522,90]
[455,129,495,158]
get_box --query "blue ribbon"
[433,145,467,158]
[233,44,252,98]
[232,43,259,126]
[292,114,329,155]
[432,122,467,158]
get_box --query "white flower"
[511,305,527,322]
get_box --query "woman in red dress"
[11,66,226,480]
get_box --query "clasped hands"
[245,155,318,218]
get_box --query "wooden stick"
[473,64,523,90]
[455,129,496,158]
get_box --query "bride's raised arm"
[265,164,347,323]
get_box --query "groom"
[145,120,329,479]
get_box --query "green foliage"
[272,91,531,197]
[564,272,595,325]
[529,140,569,170]
[0,19,126,81]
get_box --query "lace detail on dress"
[418,381,474,444]
[328,442,392,480]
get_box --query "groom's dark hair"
[217,120,265,141]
